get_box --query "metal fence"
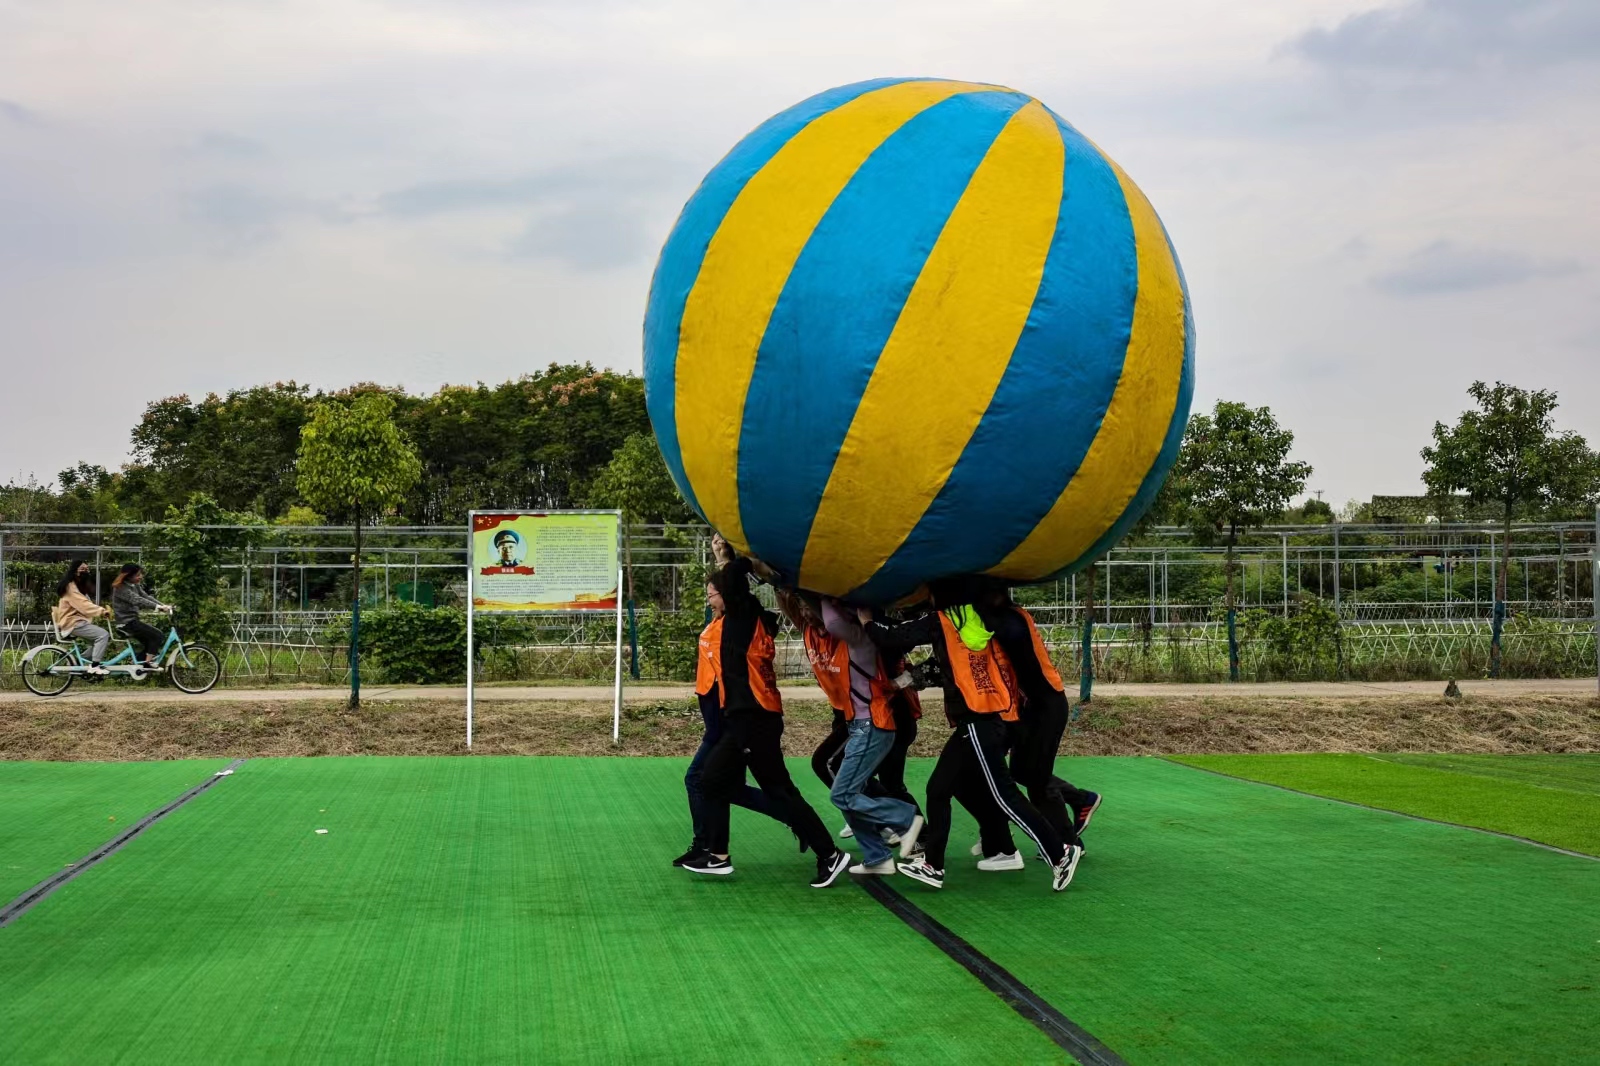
[3,517,1597,687]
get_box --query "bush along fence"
[2,518,1597,688]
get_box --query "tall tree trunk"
[1491,505,1511,678]
[350,510,362,709]
[1226,528,1240,682]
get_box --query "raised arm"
[863,611,939,658]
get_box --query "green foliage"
[0,465,124,524]
[1170,401,1314,543]
[123,382,313,521]
[634,562,707,680]
[154,493,266,647]
[110,366,648,524]
[1421,381,1600,523]
[352,602,468,684]
[587,432,693,526]
[1244,595,1343,661]
[1168,401,1312,615]
[296,393,422,524]
[399,366,649,524]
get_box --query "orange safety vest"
[697,615,783,713]
[803,624,898,729]
[801,626,852,714]
[1010,606,1066,693]
[935,611,1013,715]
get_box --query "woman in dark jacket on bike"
[110,565,172,666]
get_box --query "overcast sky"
[3,0,1597,508]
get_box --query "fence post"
[1281,533,1289,618]
[0,531,6,625]
[1593,504,1598,699]
[1333,524,1341,616]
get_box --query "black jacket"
[715,558,780,713]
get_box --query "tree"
[1168,401,1312,680]
[154,492,266,648]
[588,433,692,525]
[1421,381,1600,676]
[296,393,422,707]
[123,383,314,520]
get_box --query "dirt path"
[3,687,1595,761]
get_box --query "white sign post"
[465,510,625,749]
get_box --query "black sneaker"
[1052,845,1083,892]
[811,849,850,888]
[896,856,944,889]
[684,854,733,876]
[672,845,707,868]
[1073,792,1102,838]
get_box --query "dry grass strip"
[2,693,1597,762]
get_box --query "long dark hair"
[112,563,143,590]
[57,561,91,598]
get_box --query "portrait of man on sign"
[480,528,535,575]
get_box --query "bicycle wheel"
[22,646,75,697]
[169,643,221,694]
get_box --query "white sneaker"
[880,827,902,846]
[839,825,854,838]
[898,814,924,858]
[970,842,984,857]
[85,664,108,676]
[848,858,896,876]
[977,851,1024,872]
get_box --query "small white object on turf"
[969,842,984,857]
[839,825,854,838]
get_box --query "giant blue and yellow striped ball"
[644,77,1195,603]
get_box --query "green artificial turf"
[0,757,1068,1066]
[0,759,231,903]
[1171,753,1600,856]
[898,755,1600,1064]
[4,755,1598,1065]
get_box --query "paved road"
[2,678,1594,704]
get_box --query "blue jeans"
[830,718,917,865]
[686,695,772,849]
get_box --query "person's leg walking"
[728,713,836,858]
[955,774,1017,858]
[1011,707,1072,842]
[811,711,848,787]
[966,715,1070,864]
[830,720,914,866]
[873,702,920,811]
[909,732,967,873]
[697,725,749,857]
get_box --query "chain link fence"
[3,519,1596,687]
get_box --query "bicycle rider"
[52,561,111,675]
[110,564,173,667]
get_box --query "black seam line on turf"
[857,877,1128,1066]
[1164,758,1600,863]
[0,759,246,929]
